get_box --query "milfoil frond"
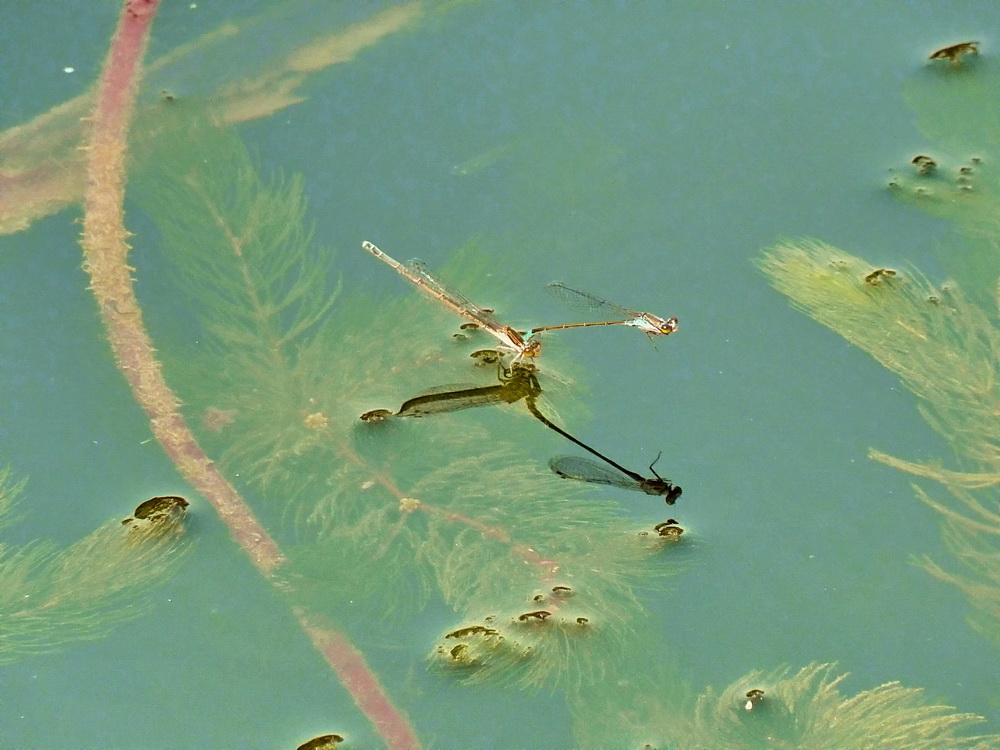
[0,469,191,663]
[132,116,682,691]
[678,663,994,749]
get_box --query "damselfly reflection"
[360,362,681,502]
[548,453,682,503]
[527,403,682,503]
[359,363,540,422]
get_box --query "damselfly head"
[638,478,682,502]
[502,327,541,359]
[636,313,678,336]
[644,451,682,502]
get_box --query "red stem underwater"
[78,2,419,747]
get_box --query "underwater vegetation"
[681,663,991,750]
[0,467,189,663]
[567,654,998,749]
[0,0,425,236]
[4,3,1000,748]
[36,3,686,745]
[756,39,1000,745]
[676,662,995,750]
[758,238,1000,649]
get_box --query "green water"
[2,1,999,748]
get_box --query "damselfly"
[529,282,677,338]
[362,241,540,361]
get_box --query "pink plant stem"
[298,610,421,750]
[79,3,420,747]
[80,0,284,573]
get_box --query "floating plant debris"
[445,625,499,639]
[121,495,189,526]
[469,348,501,365]
[296,734,344,750]
[863,268,897,286]
[517,610,552,622]
[911,154,937,174]
[928,41,979,64]
[745,688,765,711]
[654,519,684,538]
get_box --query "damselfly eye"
[661,317,679,334]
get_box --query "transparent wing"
[546,281,636,318]
[408,259,509,330]
[547,455,639,490]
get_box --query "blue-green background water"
[2,2,999,747]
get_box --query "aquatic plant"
[10,1,680,745]
[131,103,677,698]
[0,466,189,662]
[0,0,425,236]
[4,2,999,747]
[757,51,1000,664]
[676,663,994,750]
[757,237,1000,649]
[568,655,1000,749]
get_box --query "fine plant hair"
[0,467,190,663]
[569,657,996,749]
[758,240,1000,651]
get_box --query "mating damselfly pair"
[361,241,677,363]
[361,240,681,503]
